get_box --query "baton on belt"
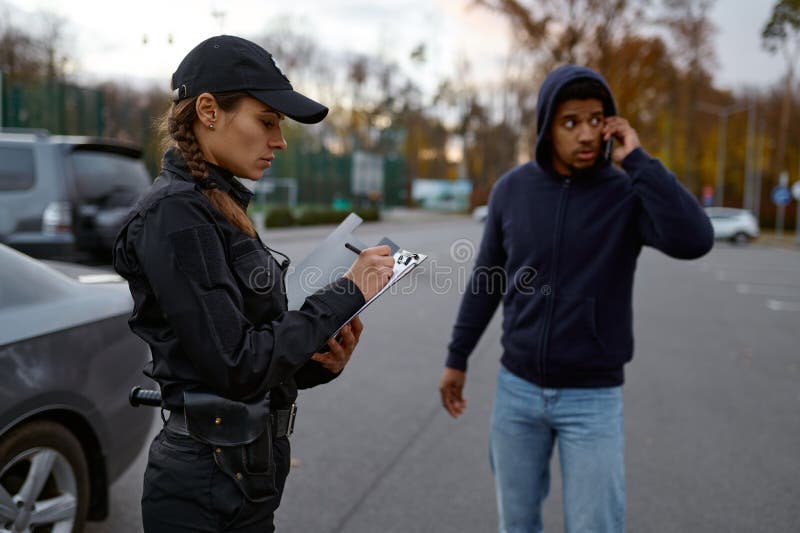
[129,386,162,407]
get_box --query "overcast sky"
[2,0,787,95]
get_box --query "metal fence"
[0,72,408,208]
[265,148,407,207]
[0,72,104,136]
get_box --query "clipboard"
[328,246,427,340]
[281,212,427,350]
[285,213,372,311]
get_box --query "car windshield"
[70,151,150,206]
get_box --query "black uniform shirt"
[113,149,365,410]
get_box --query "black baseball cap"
[171,35,328,124]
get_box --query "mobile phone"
[603,136,614,161]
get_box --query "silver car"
[0,244,154,533]
[705,207,760,244]
[0,131,151,262]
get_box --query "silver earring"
[209,123,214,130]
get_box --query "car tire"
[731,232,751,245]
[0,420,90,533]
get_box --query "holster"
[182,390,277,502]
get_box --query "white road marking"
[766,299,800,312]
[736,284,800,297]
[701,262,800,274]
[709,270,800,287]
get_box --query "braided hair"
[158,92,257,237]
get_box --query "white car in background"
[472,205,488,222]
[705,207,760,244]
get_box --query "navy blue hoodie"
[445,65,714,388]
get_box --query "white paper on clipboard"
[328,247,427,339]
[281,212,426,342]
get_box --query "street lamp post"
[753,120,768,221]
[696,101,751,208]
[744,102,757,211]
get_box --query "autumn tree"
[655,0,717,194]
[473,0,649,71]
[762,0,800,177]
[0,4,72,82]
[0,21,42,80]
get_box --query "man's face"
[549,98,604,175]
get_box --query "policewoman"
[113,35,395,532]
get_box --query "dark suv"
[0,130,151,262]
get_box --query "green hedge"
[264,206,294,227]
[256,205,381,228]
[354,207,380,222]
[294,207,350,226]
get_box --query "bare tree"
[473,0,648,70]
[38,11,71,80]
[0,7,43,80]
[0,4,72,82]
[762,0,800,175]
[254,22,323,90]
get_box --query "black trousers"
[142,429,290,532]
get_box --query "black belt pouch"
[182,391,276,502]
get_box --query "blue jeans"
[489,365,625,533]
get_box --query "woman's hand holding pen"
[312,317,363,373]
[344,245,395,301]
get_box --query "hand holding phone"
[602,116,641,164]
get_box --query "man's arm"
[440,180,508,418]
[446,182,508,370]
[604,117,714,259]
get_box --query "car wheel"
[0,421,89,533]
[732,232,751,245]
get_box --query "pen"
[344,242,362,255]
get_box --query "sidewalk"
[256,208,469,242]
[757,230,800,251]
[380,207,469,224]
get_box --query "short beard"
[568,158,602,178]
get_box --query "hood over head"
[534,65,617,170]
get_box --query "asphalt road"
[85,215,800,533]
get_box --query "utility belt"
[166,405,297,439]
[163,391,297,502]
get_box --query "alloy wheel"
[0,447,78,533]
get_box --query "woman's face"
[199,95,287,180]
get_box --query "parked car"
[0,130,150,262]
[472,205,489,222]
[705,207,760,244]
[0,244,155,532]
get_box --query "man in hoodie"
[439,65,714,532]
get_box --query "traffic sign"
[702,185,714,207]
[772,186,791,206]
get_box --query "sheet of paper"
[326,248,427,340]
[277,212,427,350]
[284,213,400,311]
[285,213,365,310]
